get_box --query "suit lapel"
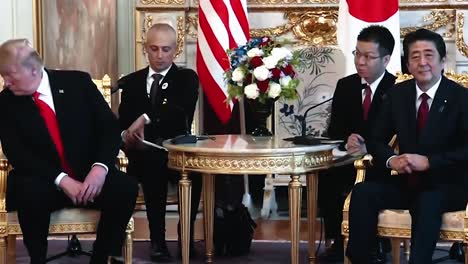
[12,86,60,161]
[46,70,69,136]
[160,64,178,105]
[419,77,451,144]
[368,71,394,122]
[402,80,418,148]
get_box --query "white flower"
[268,82,282,98]
[263,56,279,69]
[247,47,264,58]
[253,65,270,81]
[271,47,293,61]
[280,75,292,87]
[231,67,245,82]
[244,83,259,99]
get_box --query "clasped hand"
[388,154,429,174]
[347,133,367,154]
[59,165,107,205]
[123,115,146,149]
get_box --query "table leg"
[179,171,192,264]
[307,172,318,264]
[203,173,215,263]
[288,174,302,264]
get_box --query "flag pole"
[239,98,253,211]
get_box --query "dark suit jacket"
[328,71,396,142]
[368,76,468,192]
[118,64,199,141]
[0,69,121,189]
[118,64,199,172]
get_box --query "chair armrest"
[0,157,9,213]
[343,154,373,212]
[353,154,373,185]
[117,150,128,173]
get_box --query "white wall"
[0,0,33,45]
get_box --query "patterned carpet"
[15,239,463,264]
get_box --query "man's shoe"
[109,256,124,264]
[318,241,344,262]
[178,239,197,259]
[150,241,172,262]
[449,242,465,262]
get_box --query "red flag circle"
[347,0,398,23]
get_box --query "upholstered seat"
[342,71,468,264]
[0,75,134,264]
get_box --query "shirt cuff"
[55,172,68,186]
[92,162,108,173]
[386,155,397,168]
[142,113,151,124]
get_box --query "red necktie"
[33,92,74,178]
[362,84,372,120]
[408,93,430,189]
[417,93,429,135]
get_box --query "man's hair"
[357,25,395,57]
[403,28,446,62]
[146,23,177,46]
[0,39,43,72]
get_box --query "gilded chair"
[342,71,468,264]
[0,75,134,264]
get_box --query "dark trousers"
[346,181,466,264]
[14,170,138,264]
[129,148,202,244]
[318,165,356,242]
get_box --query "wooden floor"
[132,211,323,242]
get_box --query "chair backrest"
[396,70,468,87]
[92,74,112,107]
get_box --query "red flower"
[257,79,270,93]
[259,37,271,47]
[243,73,253,86]
[282,64,294,76]
[271,68,281,80]
[250,56,263,68]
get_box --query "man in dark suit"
[118,23,202,262]
[346,29,468,264]
[0,39,138,264]
[319,25,396,262]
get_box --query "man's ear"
[382,54,391,67]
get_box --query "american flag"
[196,0,250,124]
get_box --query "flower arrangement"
[224,36,300,104]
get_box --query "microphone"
[283,97,333,144]
[168,103,198,144]
[300,97,333,137]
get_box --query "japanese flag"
[337,0,401,75]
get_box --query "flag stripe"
[198,8,230,70]
[197,0,250,124]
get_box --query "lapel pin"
[163,98,168,104]
[161,83,168,90]
[59,89,64,94]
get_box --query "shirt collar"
[36,68,52,97]
[361,71,385,95]
[147,64,172,81]
[416,76,441,100]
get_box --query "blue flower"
[279,103,294,116]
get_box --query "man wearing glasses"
[318,25,396,263]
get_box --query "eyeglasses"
[352,50,382,62]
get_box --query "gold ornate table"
[164,134,337,264]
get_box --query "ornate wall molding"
[401,10,456,37]
[139,15,185,58]
[457,12,468,57]
[140,0,185,5]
